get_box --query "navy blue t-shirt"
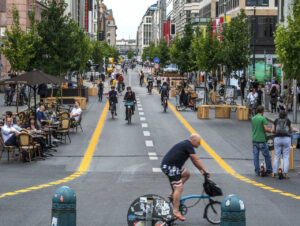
[162,140,196,168]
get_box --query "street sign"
[154,57,160,64]
[154,63,160,70]
[266,55,272,65]
[146,56,150,60]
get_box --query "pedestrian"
[271,110,293,179]
[239,75,247,100]
[251,105,272,176]
[256,85,263,106]
[270,86,278,113]
[281,85,289,111]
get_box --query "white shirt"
[1,124,17,143]
[71,107,82,121]
[247,92,258,105]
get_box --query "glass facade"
[246,0,269,6]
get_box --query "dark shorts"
[161,164,186,188]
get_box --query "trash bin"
[221,194,245,226]
[52,186,76,226]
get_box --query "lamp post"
[252,4,256,79]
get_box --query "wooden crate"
[237,107,249,120]
[210,92,216,103]
[171,88,176,97]
[197,105,210,119]
[215,105,230,118]
[88,87,97,96]
[271,147,294,170]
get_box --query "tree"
[37,0,80,76]
[192,21,221,102]
[156,39,170,68]
[220,9,251,83]
[170,23,194,74]
[91,40,105,65]
[0,6,36,72]
[274,0,300,80]
[128,49,133,59]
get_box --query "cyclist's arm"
[190,154,210,176]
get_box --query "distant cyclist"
[117,74,125,92]
[161,134,210,221]
[123,86,136,120]
[159,82,170,105]
[107,86,118,116]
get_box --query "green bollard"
[51,186,76,226]
[221,194,246,226]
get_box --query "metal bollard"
[221,194,246,226]
[51,186,76,226]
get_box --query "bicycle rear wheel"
[204,200,221,225]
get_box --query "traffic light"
[99,31,105,41]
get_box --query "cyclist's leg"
[181,168,190,184]
[173,185,185,218]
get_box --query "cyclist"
[161,134,210,221]
[107,86,118,116]
[140,71,144,86]
[160,82,170,105]
[147,74,154,91]
[97,79,104,101]
[117,73,125,93]
[123,86,136,120]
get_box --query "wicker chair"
[56,119,71,143]
[72,113,83,133]
[0,128,18,161]
[59,112,70,120]
[18,133,39,162]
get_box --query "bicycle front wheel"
[204,200,221,225]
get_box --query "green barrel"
[221,194,246,226]
[51,186,76,226]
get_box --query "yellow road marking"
[0,102,109,199]
[152,88,300,200]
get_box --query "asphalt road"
[0,67,299,226]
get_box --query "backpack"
[275,118,289,136]
[203,178,223,197]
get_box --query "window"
[146,17,152,23]
[0,0,6,12]
[108,39,110,44]
[107,33,110,37]
[0,27,6,37]
[246,0,269,6]
[108,21,110,25]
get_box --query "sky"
[105,0,155,40]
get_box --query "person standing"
[271,110,293,179]
[256,85,263,106]
[239,75,247,100]
[251,106,272,175]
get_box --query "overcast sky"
[105,0,155,40]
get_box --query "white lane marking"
[152,168,162,173]
[137,104,142,107]
[150,156,158,160]
[145,140,154,147]
[141,123,148,128]
[148,152,157,156]
[140,117,146,121]
[143,131,150,136]
[137,101,141,104]
[138,108,143,111]
[139,112,144,115]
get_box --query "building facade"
[0,0,45,79]
[116,39,137,55]
[106,9,117,46]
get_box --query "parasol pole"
[16,83,19,113]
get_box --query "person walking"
[251,105,272,176]
[271,110,293,179]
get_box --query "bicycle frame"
[180,195,210,205]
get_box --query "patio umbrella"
[1,71,68,111]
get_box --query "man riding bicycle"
[159,82,170,105]
[147,74,154,90]
[123,86,136,120]
[161,134,210,222]
[117,74,125,92]
[107,86,118,116]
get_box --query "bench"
[197,105,249,120]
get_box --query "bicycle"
[162,96,168,113]
[127,175,221,225]
[148,82,153,95]
[125,101,134,124]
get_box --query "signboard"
[146,56,150,60]
[266,55,272,65]
[225,87,235,99]
[154,57,160,64]
[154,63,160,70]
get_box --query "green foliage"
[275,0,300,79]
[192,21,221,74]
[91,40,105,65]
[220,9,251,78]
[156,39,170,68]
[37,0,81,76]
[0,6,36,72]
[142,42,158,62]
[170,23,195,74]
[128,49,134,59]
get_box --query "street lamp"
[252,4,256,79]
